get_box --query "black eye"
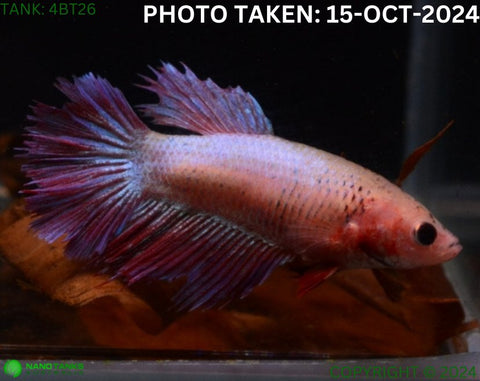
[414,222,437,246]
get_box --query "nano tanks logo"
[4,359,22,378]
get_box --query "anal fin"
[102,200,292,311]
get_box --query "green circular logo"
[4,360,22,378]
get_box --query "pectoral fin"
[297,266,339,297]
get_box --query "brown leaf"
[0,202,164,336]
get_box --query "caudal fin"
[20,74,149,259]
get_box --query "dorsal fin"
[138,63,273,135]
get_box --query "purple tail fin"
[20,74,149,259]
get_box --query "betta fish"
[20,63,462,311]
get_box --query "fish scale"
[142,132,368,246]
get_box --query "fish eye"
[414,222,437,246]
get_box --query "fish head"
[357,194,462,269]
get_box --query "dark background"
[0,0,478,181]
[1,0,480,362]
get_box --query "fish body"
[141,130,460,270]
[21,64,461,310]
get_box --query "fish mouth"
[444,240,462,260]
